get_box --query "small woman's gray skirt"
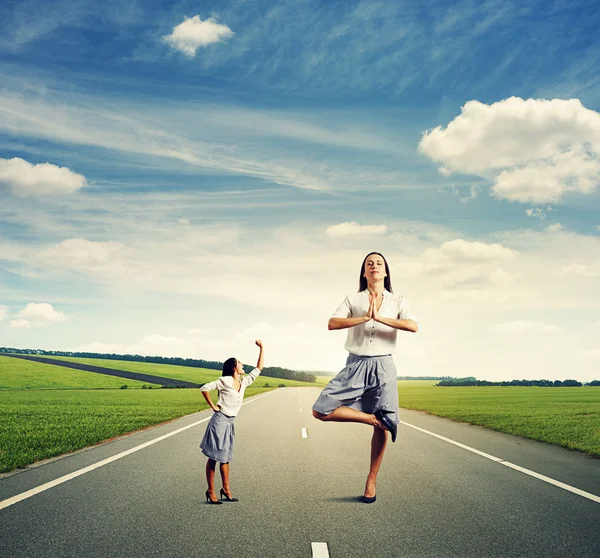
[200,411,236,463]
[312,353,400,425]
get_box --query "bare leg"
[205,458,217,500]
[219,462,232,497]
[313,406,385,429]
[364,427,388,498]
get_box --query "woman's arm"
[328,316,370,330]
[328,296,374,330]
[255,339,264,370]
[201,390,220,412]
[374,316,419,332]
[372,298,418,332]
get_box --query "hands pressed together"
[364,292,382,322]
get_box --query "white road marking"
[0,391,276,511]
[301,428,308,439]
[311,542,330,557]
[402,421,600,504]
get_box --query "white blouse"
[331,290,418,357]
[200,368,261,417]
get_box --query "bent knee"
[312,409,327,420]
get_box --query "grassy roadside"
[398,382,600,456]
[0,386,270,473]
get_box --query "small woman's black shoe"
[220,488,239,502]
[205,490,223,505]
[362,495,377,504]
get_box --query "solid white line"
[301,427,308,439]
[401,422,504,462]
[501,461,600,504]
[311,542,330,558]
[0,390,276,512]
[401,421,600,504]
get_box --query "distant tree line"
[398,376,455,381]
[243,364,316,383]
[0,347,317,384]
[436,377,598,387]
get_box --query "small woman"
[312,252,418,503]
[200,339,265,504]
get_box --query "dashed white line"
[401,421,600,504]
[0,391,276,511]
[311,542,330,557]
[301,428,308,439]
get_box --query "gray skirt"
[312,353,400,425]
[200,411,236,463]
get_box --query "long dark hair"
[222,357,237,377]
[358,252,393,293]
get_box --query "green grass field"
[0,356,151,390]
[0,386,269,473]
[398,381,600,456]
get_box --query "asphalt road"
[1,387,599,558]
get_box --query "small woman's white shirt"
[200,368,261,417]
[331,290,418,356]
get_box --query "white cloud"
[427,239,517,263]
[419,97,600,203]
[45,238,130,274]
[178,218,190,225]
[0,157,87,196]
[325,222,388,237]
[414,238,520,290]
[163,16,234,57]
[0,305,8,321]
[446,184,480,203]
[546,223,563,233]
[9,319,34,329]
[495,320,560,333]
[9,302,66,328]
[561,263,600,278]
[526,207,551,219]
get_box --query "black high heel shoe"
[220,488,239,502]
[205,490,223,505]
[374,409,397,443]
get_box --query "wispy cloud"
[494,320,560,333]
[0,86,423,193]
[325,222,388,237]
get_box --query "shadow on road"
[324,496,365,504]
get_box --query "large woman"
[312,252,418,503]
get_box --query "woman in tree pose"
[200,340,264,504]
[312,252,418,503]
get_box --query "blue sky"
[1,0,599,381]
